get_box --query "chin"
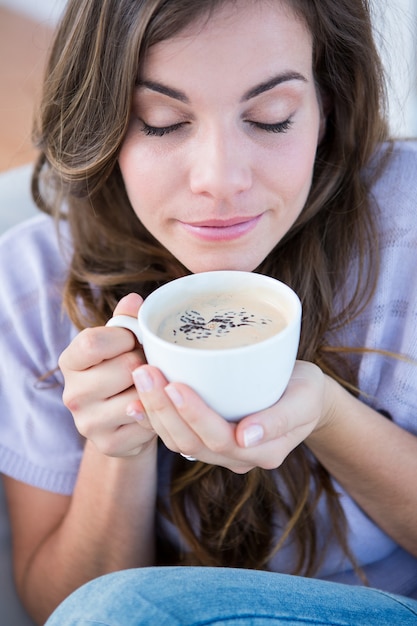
[182,257,263,274]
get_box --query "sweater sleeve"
[329,140,417,433]
[0,215,82,495]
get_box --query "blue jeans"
[45,566,417,625]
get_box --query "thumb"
[112,292,144,318]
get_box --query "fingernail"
[126,404,145,421]
[243,424,264,448]
[165,384,184,408]
[133,367,153,392]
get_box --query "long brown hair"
[32,0,390,577]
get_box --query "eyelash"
[141,122,184,137]
[248,119,293,133]
[140,118,293,137]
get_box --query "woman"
[1,0,416,623]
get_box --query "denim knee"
[45,566,417,626]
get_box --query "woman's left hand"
[133,358,417,557]
[132,360,329,473]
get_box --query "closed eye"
[139,118,293,137]
[248,118,293,133]
[140,122,186,137]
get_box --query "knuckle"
[72,414,95,440]
[60,327,105,371]
[148,397,168,414]
[274,414,289,439]
[121,350,144,374]
[57,349,68,371]
[95,438,120,457]
[209,439,229,455]
[63,396,78,414]
[180,441,200,457]
[62,387,81,414]
[76,327,104,359]
[78,419,119,454]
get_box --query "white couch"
[0,164,38,625]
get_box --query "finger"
[60,325,140,372]
[91,421,156,457]
[112,292,143,317]
[163,382,237,456]
[126,398,147,422]
[132,366,207,455]
[60,294,144,373]
[74,384,155,453]
[235,361,324,452]
[73,386,140,436]
[133,366,262,470]
[62,348,145,414]
[162,383,261,472]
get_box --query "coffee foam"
[157,290,287,349]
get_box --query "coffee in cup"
[157,291,288,349]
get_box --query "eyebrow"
[136,71,307,104]
[241,71,307,101]
[136,80,189,103]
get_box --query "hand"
[59,293,157,457]
[132,359,330,473]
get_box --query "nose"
[189,125,252,200]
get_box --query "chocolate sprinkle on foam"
[176,308,272,342]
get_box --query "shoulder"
[0,213,70,282]
[352,141,417,431]
[0,215,81,494]
[368,140,417,228]
[0,214,71,320]
[363,140,417,301]
[368,139,417,181]
[0,212,74,361]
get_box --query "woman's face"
[119,0,322,273]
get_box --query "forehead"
[141,0,313,89]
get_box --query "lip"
[179,214,263,241]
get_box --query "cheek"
[119,136,149,182]
[289,151,316,198]
[281,128,319,202]
[119,142,161,215]
[267,144,316,211]
[119,136,182,204]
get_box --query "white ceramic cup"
[106,271,301,421]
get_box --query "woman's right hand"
[9,294,160,623]
[59,293,157,457]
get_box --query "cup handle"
[106,315,142,343]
